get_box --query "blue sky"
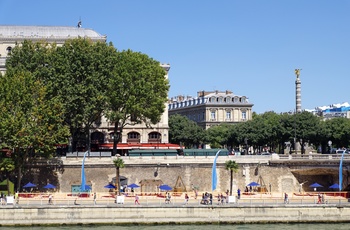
[1,0,349,114]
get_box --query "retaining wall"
[1,205,350,226]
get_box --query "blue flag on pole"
[339,151,345,191]
[81,151,89,192]
[212,150,222,191]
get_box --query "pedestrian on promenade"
[15,191,19,205]
[284,192,288,204]
[317,193,322,204]
[134,194,140,205]
[93,192,97,205]
[48,194,53,205]
[209,193,213,205]
[184,193,189,205]
[237,188,241,199]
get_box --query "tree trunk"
[116,167,120,195]
[230,170,233,196]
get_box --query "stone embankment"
[1,204,350,226]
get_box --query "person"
[15,191,19,205]
[284,192,288,204]
[220,194,224,205]
[0,192,3,205]
[317,193,322,204]
[48,194,53,205]
[237,188,241,199]
[165,192,171,204]
[134,194,140,205]
[184,193,189,205]
[93,192,97,205]
[209,193,213,205]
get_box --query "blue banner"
[211,150,222,191]
[80,151,89,192]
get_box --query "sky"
[1,0,349,114]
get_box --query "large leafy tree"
[105,50,170,155]
[6,38,118,151]
[0,71,69,189]
[47,38,117,151]
[169,114,206,148]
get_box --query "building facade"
[0,25,174,152]
[168,90,254,129]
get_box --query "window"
[128,132,140,139]
[211,111,216,120]
[242,111,247,120]
[149,132,160,139]
[226,111,231,120]
[6,46,12,54]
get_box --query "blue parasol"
[159,184,172,191]
[127,183,140,189]
[247,182,260,187]
[329,183,339,189]
[43,183,56,189]
[104,184,116,189]
[23,182,36,188]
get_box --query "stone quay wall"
[1,205,350,226]
[26,155,341,194]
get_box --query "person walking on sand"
[93,192,97,205]
[284,192,289,204]
[184,193,189,205]
[134,194,140,205]
[48,194,53,205]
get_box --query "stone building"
[0,25,175,152]
[168,90,254,129]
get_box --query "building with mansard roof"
[0,25,107,73]
[0,25,176,153]
[168,90,254,129]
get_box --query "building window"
[211,111,216,120]
[6,46,12,55]
[242,111,247,120]
[128,132,140,139]
[226,111,231,120]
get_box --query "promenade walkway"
[5,192,349,207]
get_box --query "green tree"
[48,38,117,151]
[0,157,15,194]
[105,50,170,155]
[169,114,206,148]
[206,124,232,148]
[6,38,117,152]
[0,71,69,189]
[225,160,239,196]
[113,158,125,195]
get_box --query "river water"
[4,224,349,230]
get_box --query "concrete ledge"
[1,205,350,226]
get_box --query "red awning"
[98,143,181,150]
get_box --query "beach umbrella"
[23,182,36,188]
[247,182,260,187]
[309,183,323,188]
[127,183,140,189]
[43,183,56,189]
[329,183,339,189]
[159,184,172,191]
[104,184,116,189]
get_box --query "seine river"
[3,224,350,230]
